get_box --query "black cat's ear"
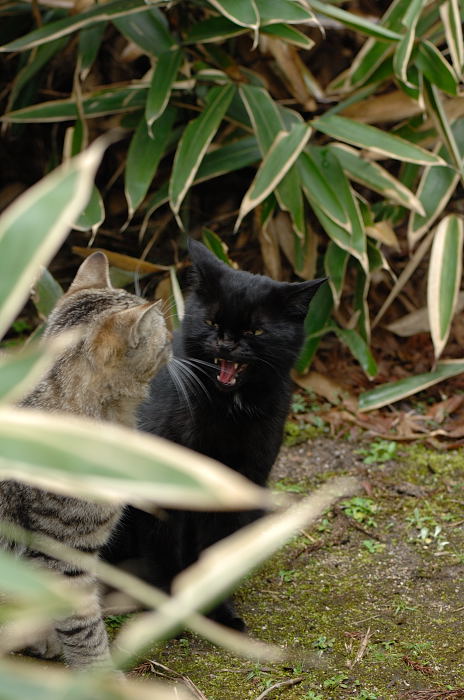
[188,238,225,295]
[281,277,328,319]
[68,252,112,293]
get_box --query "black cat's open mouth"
[214,358,248,387]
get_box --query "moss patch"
[128,440,464,698]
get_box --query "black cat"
[104,239,326,628]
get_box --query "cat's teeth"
[214,358,218,364]
[233,363,239,370]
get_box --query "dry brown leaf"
[72,246,170,274]
[387,291,464,337]
[258,213,283,280]
[272,211,318,280]
[291,369,351,405]
[342,90,420,123]
[366,222,400,250]
[260,36,317,110]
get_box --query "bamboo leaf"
[359,360,464,411]
[73,185,104,234]
[324,242,349,308]
[255,0,316,25]
[428,215,463,359]
[202,228,235,266]
[2,84,148,123]
[125,107,176,220]
[332,325,377,379]
[235,124,311,231]
[0,140,105,340]
[113,6,175,55]
[311,115,446,165]
[415,40,458,96]
[330,143,425,215]
[297,151,350,230]
[78,23,106,81]
[295,283,333,374]
[309,0,401,41]
[207,0,259,31]
[0,407,269,510]
[408,118,464,248]
[422,79,463,178]
[169,83,235,218]
[0,343,65,404]
[146,48,183,126]
[0,0,162,51]
[186,16,247,43]
[440,0,464,80]
[261,23,315,50]
[32,267,63,319]
[392,0,425,85]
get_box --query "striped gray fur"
[0,252,170,669]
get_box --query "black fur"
[103,240,326,628]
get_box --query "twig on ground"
[347,627,371,669]
[138,659,209,700]
[402,655,434,675]
[400,691,464,699]
[254,676,305,700]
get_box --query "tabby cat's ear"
[188,238,225,295]
[281,277,328,319]
[68,252,112,293]
[126,300,165,348]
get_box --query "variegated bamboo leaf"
[73,185,104,234]
[330,143,425,214]
[309,0,401,41]
[324,242,349,308]
[297,151,351,231]
[416,40,459,96]
[295,283,333,374]
[169,83,235,219]
[0,0,162,51]
[439,0,464,79]
[146,48,183,127]
[113,6,175,56]
[332,325,377,379]
[235,124,311,231]
[0,140,105,339]
[428,215,463,359]
[255,0,317,25]
[312,115,446,165]
[392,0,425,85]
[422,79,463,180]
[359,360,464,411]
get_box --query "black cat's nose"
[216,336,237,352]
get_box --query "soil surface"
[133,436,464,700]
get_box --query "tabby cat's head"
[182,240,326,392]
[45,252,170,383]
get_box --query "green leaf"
[408,118,464,247]
[324,242,349,308]
[297,151,350,230]
[359,360,464,411]
[309,0,401,41]
[0,0,161,51]
[295,283,333,373]
[416,40,458,95]
[78,23,106,80]
[146,48,183,126]
[73,185,104,233]
[169,84,235,219]
[235,124,311,231]
[392,0,424,85]
[332,326,377,379]
[308,145,368,271]
[440,0,464,80]
[330,143,425,214]
[312,115,446,166]
[261,23,315,50]
[8,36,68,108]
[113,6,174,55]
[208,0,259,31]
[422,79,463,177]
[255,0,316,25]
[2,84,148,122]
[0,407,268,510]
[0,344,60,404]
[428,215,463,359]
[125,107,175,220]
[32,267,63,319]
[185,16,247,43]
[202,229,235,266]
[0,140,105,340]
[239,84,305,237]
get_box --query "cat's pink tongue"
[218,359,237,385]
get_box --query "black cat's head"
[182,239,326,392]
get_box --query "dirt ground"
[136,436,464,700]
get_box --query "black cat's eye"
[205,320,219,329]
[244,329,264,336]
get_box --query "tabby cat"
[104,239,326,630]
[0,252,170,669]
